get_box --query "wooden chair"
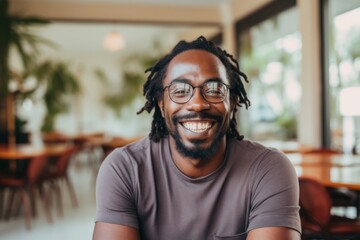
[299,177,360,240]
[43,146,78,217]
[0,155,52,230]
[301,148,341,155]
[301,148,359,217]
[41,131,70,144]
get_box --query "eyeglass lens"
[168,82,228,103]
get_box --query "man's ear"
[158,98,164,117]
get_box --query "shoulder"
[100,136,166,175]
[97,136,158,191]
[230,138,289,163]
[233,138,298,187]
[116,136,151,155]
[229,138,295,180]
[228,138,301,234]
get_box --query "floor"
[0,154,99,240]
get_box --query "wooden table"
[287,153,360,189]
[0,144,74,172]
[0,144,73,160]
[99,136,143,149]
[261,140,314,154]
[41,131,142,149]
[286,152,360,217]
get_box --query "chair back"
[54,147,76,176]
[301,149,357,210]
[302,148,341,155]
[298,177,332,229]
[28,155,48,184]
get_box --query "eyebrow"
[170,77,224,85]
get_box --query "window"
[237,4,301,142]
[325,1,360,151]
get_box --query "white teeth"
[182,122,212,133]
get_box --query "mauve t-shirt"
[95,136,301,240]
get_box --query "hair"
[137,36,250,142]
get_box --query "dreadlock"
[137,36,250,142]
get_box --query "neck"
[168,136,227,178]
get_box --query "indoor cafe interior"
[0,0,359,239]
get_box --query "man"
[93,36,301,240]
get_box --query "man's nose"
[186,88,210,111]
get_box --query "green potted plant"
[31,60,81,132]
[0,0,51,144]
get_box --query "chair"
[42,131,70,144]
[301,148,341,155]
[43,146,78,217]
[302,148,359,217]
[0,155,52,230]
[298,177,360,240]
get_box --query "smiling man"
[93,36,301,240]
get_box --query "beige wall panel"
[9,2,221,25]
[231,0,274,21]
[297,0,322,148]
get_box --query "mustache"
[172,112,222,123]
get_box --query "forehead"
[164,49,228,85]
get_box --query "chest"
[135,169,253,240]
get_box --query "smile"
[181,121,213,133]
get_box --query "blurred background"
[0,0,359,239]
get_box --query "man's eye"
[172,89,190,95]
[205,89,222,96]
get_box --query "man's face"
[158,49,234,160]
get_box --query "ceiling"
[36,22,219,55]
[11,0,225,55]
[16,0,227,6]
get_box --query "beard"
[169,112,228,160]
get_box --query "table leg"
[356,191,360,218]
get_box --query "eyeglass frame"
[162,80,231,104]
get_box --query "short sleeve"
[94,148,139,229]
[248,149,301,233]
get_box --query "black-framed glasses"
[163,81,230,104]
